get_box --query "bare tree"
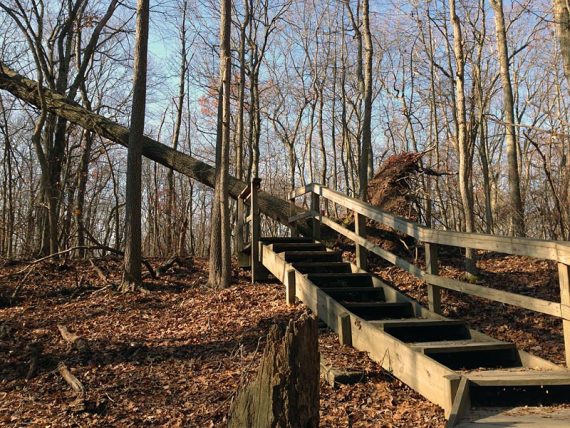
[208,0,232,289]
[490,0,525,236]
[121,0,150,292]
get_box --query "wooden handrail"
[289,182,570,365]
[307,184,570,264]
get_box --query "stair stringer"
[260,244,461,415]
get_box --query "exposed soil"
[0,256,446,427]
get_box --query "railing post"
[236,196,249,267]
[286,268,296,305]
[425,243,441,314]
[251,178,263,283]
[289,192,298,237]
[311,190,321,241]
[559,262,570,367]
[355,212,367,270]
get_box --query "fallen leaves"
[0,256,446,427]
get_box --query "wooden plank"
[426,243,441,314]
[355,212,368,270]
[338,312,352,346]
[314,184,570,264]
[286,268,296,305]
[319,212,563,319]
[559,263,570,367]
[251,179,263,282]
[319,216,423,277]
[288,183,314,200]
[289,210,318,224]
[466,369,570,386]
[238,184,251,200]
[445,377,470,428]
[425,274,562,318]
[289,197,299,237]
[311,192,321,241]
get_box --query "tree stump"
[229,312,319,428]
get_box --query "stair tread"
[307,273,372,278]
[260,237,313,243]
[465,369,570,386]
[413,341,514,353]
[281,250,342,255]
[343,302,411,308]
[370,318,465,328]
[409,339,500,347]
[320,286,381,292]
[456,407,570,427]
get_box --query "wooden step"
[371,319,471,343]
[260,236,314,244]
[320,287,385,303]
[455,407,570,427]
[292,262,352,274]
[307,273,373,288]
[464,369,570,409]
[271,242,326,252]
[466,369,570,387]
[342,302,415,320]
[282,251,343,263]
[423,342,521,371]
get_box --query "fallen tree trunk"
[228,313,319,427]
[0,63,316,237]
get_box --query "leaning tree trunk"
[228,313,319,428]
[0,62,319,238]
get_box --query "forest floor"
[0,248,565,427]
[0,256,445,427]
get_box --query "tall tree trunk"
[208,0,232,289]
[490,0,525,237]
[121,0,149,292]
[554,0,570,89]
[449,0,476,274]
[167,0,188,254]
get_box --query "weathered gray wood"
[319,213,562,318]
[286,268,296,305]
[559,262,570,367]
[289,196,299,237]
[445,377,470,428]
[338,312,352,346]
[313,184,570,264]
[425,243,441,314]
[355,212,368,270]
[311,192,321,241]
[0,64,319,237]
[250,179,263,282]
[426,273,562,318]
[228,313,319,428]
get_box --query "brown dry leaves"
[1,256,445,427]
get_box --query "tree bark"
[208,0,232,289]
[554,0,570,89]
[490,0,525,237]
[120,0,149,292]
[449,0,477,274]
[228,313,319,428]
[0,62,316,237]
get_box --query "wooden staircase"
[256,236,570,427]
[236,179,570,426]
